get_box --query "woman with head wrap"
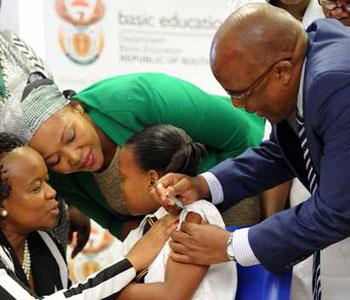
[0,30,77,253]
[0,72,265,239]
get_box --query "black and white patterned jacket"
[0,230,136,299]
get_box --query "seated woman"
[116,124,237,300]
[0,133,177,299]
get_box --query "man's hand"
[68,205,91,258]
[126,214,179,272]
[150,173,210,211]
[169,222,231,265]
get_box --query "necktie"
[135,216,158,283]
[296,109,321,300]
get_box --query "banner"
[44,0,227,94]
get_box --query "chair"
[226,227,292,300]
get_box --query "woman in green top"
[1,72,264,238]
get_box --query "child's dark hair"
[125,124,207,176]
[0,132,25,203]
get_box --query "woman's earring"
[1,210,8,218]
[79,107,85,116]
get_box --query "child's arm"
[116,212,209,300]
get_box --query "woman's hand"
[126,214,178,272]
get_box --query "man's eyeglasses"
[318,0,350,11]
[226,58,291,104]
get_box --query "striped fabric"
[0,231,136,299]
[135,216,158,283]
[296,109,318,194]
[296,108,321,300]
[200,171,224,205]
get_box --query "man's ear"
[148,170,160,188]
[275,60,293,85]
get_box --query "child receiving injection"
[116,124,237,300]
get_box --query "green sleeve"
[49,171,127,238]
[126,74,265,172]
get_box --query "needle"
[157,183,187,212]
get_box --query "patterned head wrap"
[0,30,52,108]
[0,78,70,144]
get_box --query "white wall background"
[0,0,46,59]
[0,0,20,32]
[18,0,46,60]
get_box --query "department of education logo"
[55,0,105,65]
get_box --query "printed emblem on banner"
[55,0,105,65]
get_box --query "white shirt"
[121,201,237,300]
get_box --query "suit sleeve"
[0,258,135,299]
[209,132,295,210]
[249,79,350,274]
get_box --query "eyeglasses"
[318,0,350,11]
[226,58,291,104]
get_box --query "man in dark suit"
[153,2,350,283]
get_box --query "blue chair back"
[226,227,292,300]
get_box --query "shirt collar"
[154,207,168,219]
[296,59,306,116]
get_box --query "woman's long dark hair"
[125,124,207,176]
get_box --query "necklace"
[22,239,31,281]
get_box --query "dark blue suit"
[211,19,350,274]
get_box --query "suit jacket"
[210,19,350,274]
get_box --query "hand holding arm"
[117,213,209,300]
[169,222,231,265]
